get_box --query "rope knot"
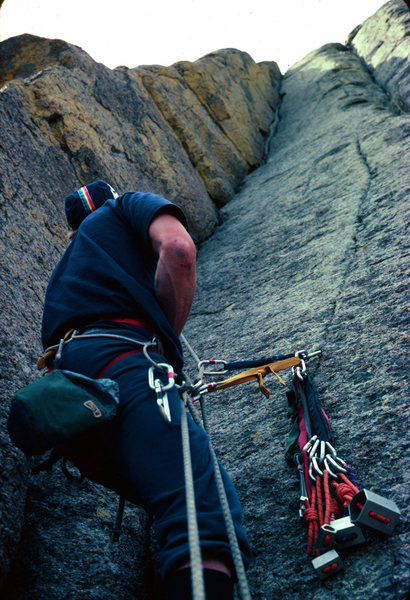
[303,507,319,524]
[333,482,355,506]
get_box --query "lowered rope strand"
[182,390,251,600]
[179,338,252,600]
[181,333,202,366]
[180,395,206,600]
[208,442,251,600]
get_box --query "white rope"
[207,444,251,600]
[181,333,202,366]
[180,334,252,600]
[183,391,251,600]
[180,396,206,600]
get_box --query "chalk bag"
[7,369,119,456]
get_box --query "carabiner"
[198,359,228,378]
[154,363,175,391]
[326,454,347,474]
[312,456,324,477]
[148,363,175,392]
[303,435,318,452]
[156,387,171,422]
[325,441,337,458]
[306,350,322,360]
[319,441,326,460]
[55,338,65,365]
[148,367,172,422]
[324,457,338,478]
[293,365,305,381]
[309,438,320,459]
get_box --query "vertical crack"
[355,136,376,183]
[318,137,376,353]
[262,89,283,162]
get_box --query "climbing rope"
[36,329,400,586]
[180,394,206,600]
[180,379,251,600]
[207,442,251,600]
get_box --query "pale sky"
[0,0,389,73]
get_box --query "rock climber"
[41,180,251,599]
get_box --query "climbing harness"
[141,342,252,600]
[33,328,250,599]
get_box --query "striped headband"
[65,180,118,229]
[77,186,96,214]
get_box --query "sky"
[0,0,389,73]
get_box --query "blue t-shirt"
[41,191,188,372]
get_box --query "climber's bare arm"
[149,213,196,336]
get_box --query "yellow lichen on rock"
[0,34,84,86]
[135,63,249,205]
[174,49,281,168]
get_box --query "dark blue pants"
[59,325,251,579]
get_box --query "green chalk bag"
[7,369,120,456]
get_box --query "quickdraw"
[189,352,319,398]
[180,339,401,582]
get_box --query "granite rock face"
[0,35,210,243]
[137,52,280,206]
[1,1,409,598]
[348,0,410,110]
[0,35,280,590]
[184,3,409,599]
[0,35,281,241]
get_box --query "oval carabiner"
[148,366,156,390]
[198,360,228,377]
[312,456,324,477]
[309,438,320,459]
[324,457,338,478]
[326,454,347,474]
[303,435,318,452]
